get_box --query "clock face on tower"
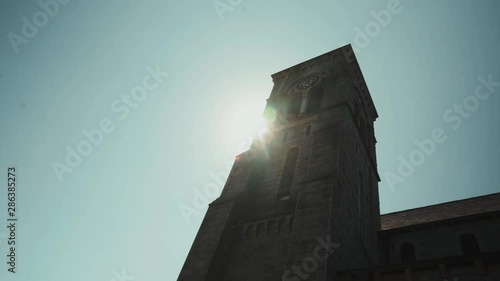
[296,76,319,90]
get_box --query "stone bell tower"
[178,44,381,281]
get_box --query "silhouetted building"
[178,45,500,281]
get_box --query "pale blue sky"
[1,1,499,280]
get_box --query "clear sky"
[0,1,499,280]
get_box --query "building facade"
[178,45,500,281]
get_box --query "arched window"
[400,242,416,262]
[287,94,302,117]
[277,147,299,200]
[306,87,323,113]
[460,233,480,255]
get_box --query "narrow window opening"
[277,147,299,200]
[460,233,480,255]
[306,88,323,113]
[287,94,302,117]
[400,243,416,262]
[306,125,311,136]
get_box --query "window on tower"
[400,242,416,262]
[306,87,323,113]
[287,94,302,118]
[460,233,480,255]
[277,147,299,200]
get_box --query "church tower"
[178,44,381,281]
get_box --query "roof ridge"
[381,192,500,217]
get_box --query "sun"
[228,100,268,151]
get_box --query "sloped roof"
[380,192,500,230]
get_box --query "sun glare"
[229,100,268,151]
